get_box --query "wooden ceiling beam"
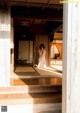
[11,6,62,22]
[9,1,63,9]
[14,17,62,22]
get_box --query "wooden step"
[10,78,62,93]
[0,75,62,112]
[0,86,62,112]
[0,86,28,94]
[0,85,62,94]
[10,77,62,86]
[0,103,61,113]
[0,91,61,112]
[0,93,61,105]
[37,110,61,113]
[28,85,62,93]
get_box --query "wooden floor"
[34,66,62,76]
[11,65,62,86]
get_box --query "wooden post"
[0,2,11,86]
[63,3,80,113]
[10,18,14,75]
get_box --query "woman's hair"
[39,43,45,49]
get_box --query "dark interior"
[11,5,63,37]
[9,0,63,66]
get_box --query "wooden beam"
[9,1,63,9]
[11,6,62,22]
[13,17,62,22]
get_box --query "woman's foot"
[33,64,37,67]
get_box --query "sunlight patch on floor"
[50,65,62,72]
[34,66,62,77]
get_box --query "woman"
[37,43,46,68]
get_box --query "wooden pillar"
[63,4,80,113]
[10,18,14,75]
[0,2,11,86]
[29,41,33,63]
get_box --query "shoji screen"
[18,41,33,63]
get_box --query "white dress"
[37,49,46,68]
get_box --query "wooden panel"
[11,0,26,1]
[19,41,29,60]
[10,18,14,75]
[34,35,49,66]
[28,0,48,3]
[18,41,33,63]
[49,0,61,4]
[54,33,63,40]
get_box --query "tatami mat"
[15,67,35,72]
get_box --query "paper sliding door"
[19,41,33,63]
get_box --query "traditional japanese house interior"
[0,0,63,113]
[0,1,80,113]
